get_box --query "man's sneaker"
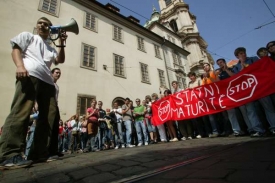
[145,142,149,146]
[181,137,187,141]
[234,131,245,137]
[187,136,193,140]
[251,132,263,137]
[115,146,119,149]
[46,155,59,162]
[126,144,135,148]
[171,138,178,142]
[0,155,32,170]
[137,143,142,146]
[121,144,125,148]
[209,133,219,138]
[196,135,202,139]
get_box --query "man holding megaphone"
[0,17,69,170]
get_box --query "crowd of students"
[1,15,274,169]
[51,42,275,154]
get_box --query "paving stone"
[187,169,232,179]
[175,179,227,183]
[111,160,140,167]
[36,173,71,183]
[208,161,270,170]
[227,170,275,182]
[67,167,98,180]
[32,167,61,178]
[81,172,116,183]
[94,164,121,171]
[113,166,147,176]
[142,160,170,168]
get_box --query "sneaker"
[161,139,167,142]
[47,155,59,162]
[115,146,119,149]
[149,140,155,144]
[234,132,244,137]
[209,133,219,138]
[187,136,192,140]
[145,142,149,146]
[126,144,135,148]
[251,132,263,137]
[171,138,178,142]
[121,144,125,148]
[137,143,142,146]
[272,130,275,135]
[181,137,187,140]
[196,135,202,139]
[0,155,32,170]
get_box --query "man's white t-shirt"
[10,32,58,85]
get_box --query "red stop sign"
[226,74,258,102]
[158,100,170,122]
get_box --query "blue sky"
[98,0,275,67]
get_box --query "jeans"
[258,96,275,131]
[85,134,96,152]
[25,124,36,157]
[157,124,167,141]
[80,132,88,150]
[123,120,132,145]
[203,115,218,136]
[58,135,63,153]
[227,108,243,133]
[0,77,58,161]
[178,120,193,138]
[135,120,148,144]
[114,121,124,146]
[145,118,156,132]
[239,102,265,133]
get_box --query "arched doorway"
[112,97,125,108]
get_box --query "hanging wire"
[263,0,275,18]
[110,0,150,21]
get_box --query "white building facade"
[0,0,191,125]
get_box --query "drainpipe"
[161,37,171,90]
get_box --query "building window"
[169,19,178,32]
[176,76,186,89]
[114,54,125,77]
[165,0,172,6]
[77,94,96,116]
[82,43,96,70]
[137,36,145,52]
[140,63,150,83]
[172,51,182,66]
[113,25,123,42]
[154,45,161,59]
[84,12,97,31]
[38,0,60,16]
[158,69,166,87]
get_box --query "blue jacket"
[232,56,259,74]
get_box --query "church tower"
[158,0,214,74]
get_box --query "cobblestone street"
[1,136,274,183]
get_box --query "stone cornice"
[160,3,189,20]
[72,0,189,56]
[180,33,208,49]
